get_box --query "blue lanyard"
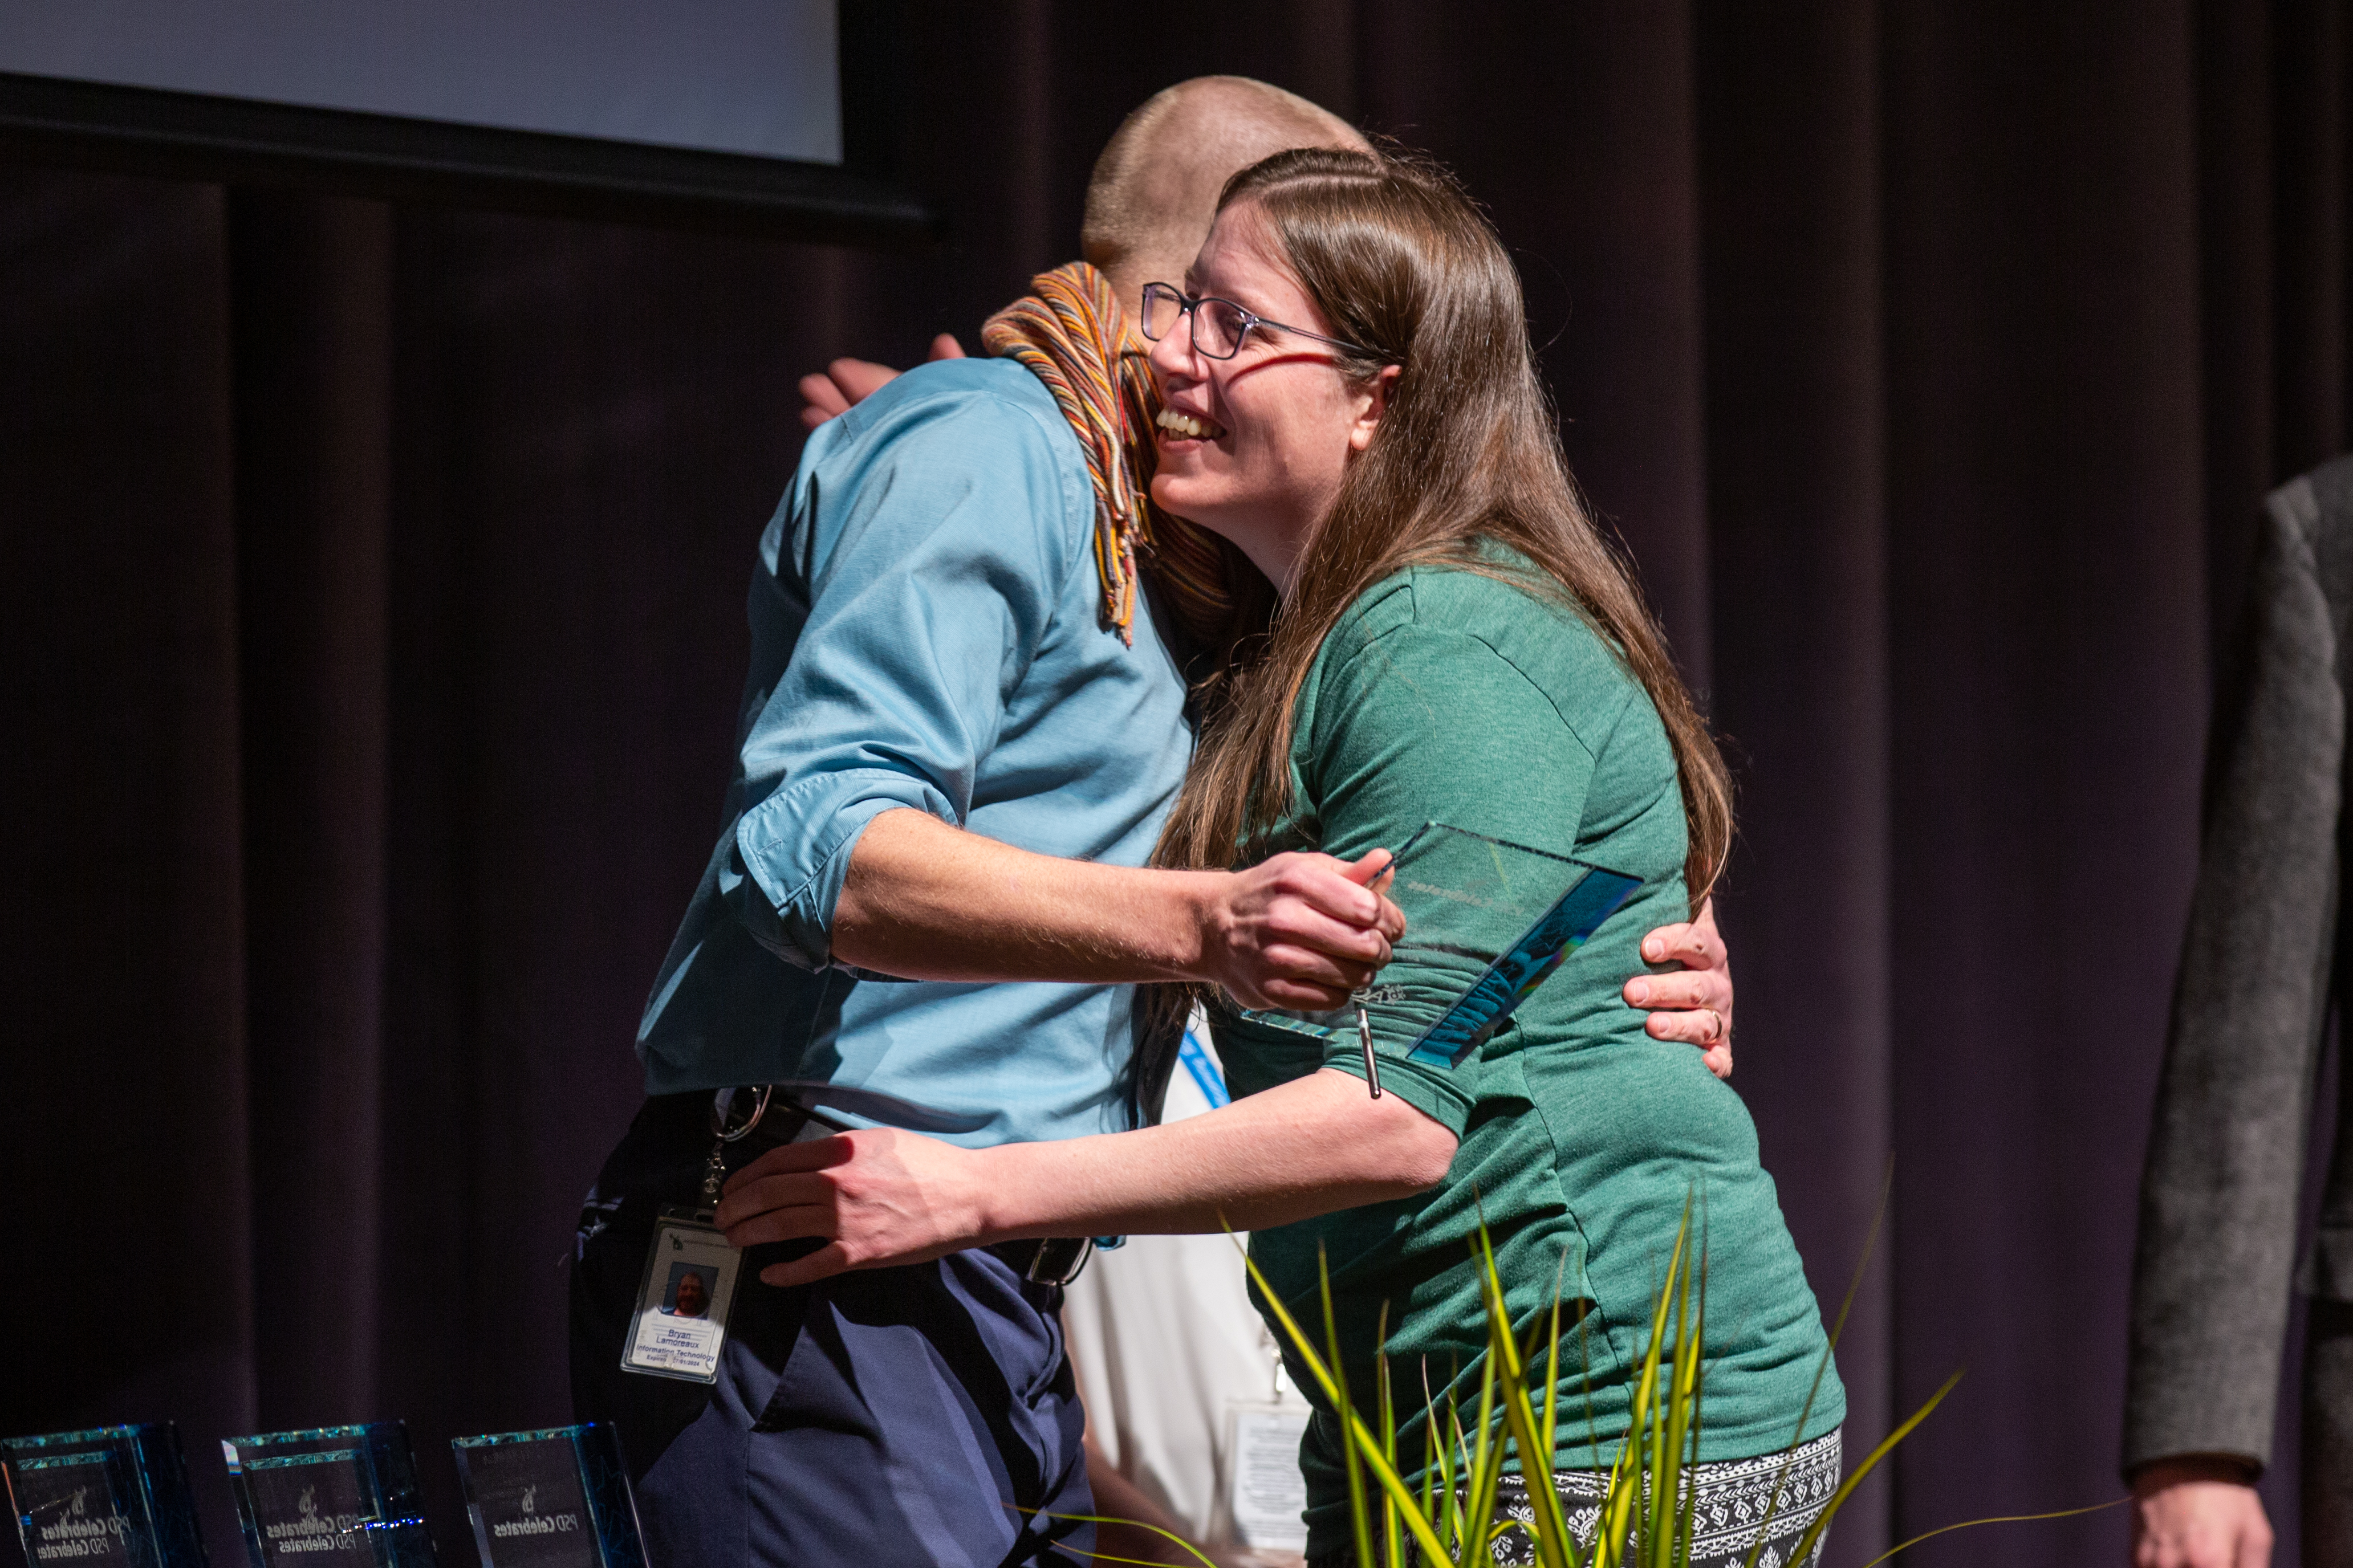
[1177,1030,1229,1109]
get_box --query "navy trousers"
[571,1094,1094,1568]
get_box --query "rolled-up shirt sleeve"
[720,385,1086,968]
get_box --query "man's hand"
[2130,1460,2271,1568]
[717,1126,984,1289]
[1202,849,1403,1012]
[1624,896,1734,1079]
[798,333,966,429]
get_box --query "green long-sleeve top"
[1216,554,1843,1557]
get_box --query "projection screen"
[0,0,928,242]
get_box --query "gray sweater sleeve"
[2120,467,2350,1477]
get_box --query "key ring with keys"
[699,1085,775,1211]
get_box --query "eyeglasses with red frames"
[1139,281,1389,363]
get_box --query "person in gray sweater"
[2126,455,2353,1567]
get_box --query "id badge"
[1221,1396,1311,1554]
[619,1208,742,1384]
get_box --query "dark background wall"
[2,3,2347,1565]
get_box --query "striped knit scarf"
[982,262,1234,648]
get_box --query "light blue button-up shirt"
[636,357,1193,1147]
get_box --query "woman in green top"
[1140,147,1843,1566]
[721,145,1841,1566]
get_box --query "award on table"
[1239,821,1643,1089]
[2,1423,210,1567]
[449,1426,644,1568]
[220,1425,436,1568]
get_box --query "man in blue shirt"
[572,76,1738,1568]
[572,79,1409,1568]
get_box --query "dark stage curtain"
[3,5,2348,1564]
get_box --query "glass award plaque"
[220,1426,435,1568]
[3,1424,209,1568]
[449,1426,644,1568]
[1242,821,1642,1072]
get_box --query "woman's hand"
[1624,896,1735,1078]
[717,1127,989,1289]
[1198,848,1403,1011]
[797,333,965,429]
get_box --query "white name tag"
[1222,1398,1310,1553]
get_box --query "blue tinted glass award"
[1382,822,1643,1068]
[220,1426,435,1568]
[449,1427,644,1568]
[3,1424,209,1568]
[1240,821,1641,1072]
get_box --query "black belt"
[984,1236,1094,1288]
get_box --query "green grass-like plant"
[1051,1176,2130,1568]
[1214,1189,1960,1568]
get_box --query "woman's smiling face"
[1147,200,1391,594]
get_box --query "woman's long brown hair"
[1153,147,1732,906]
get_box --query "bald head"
[1083,76,1369,311]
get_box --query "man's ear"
[1348,364,1403,452]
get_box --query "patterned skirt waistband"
[1310,1427,1844,1568]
